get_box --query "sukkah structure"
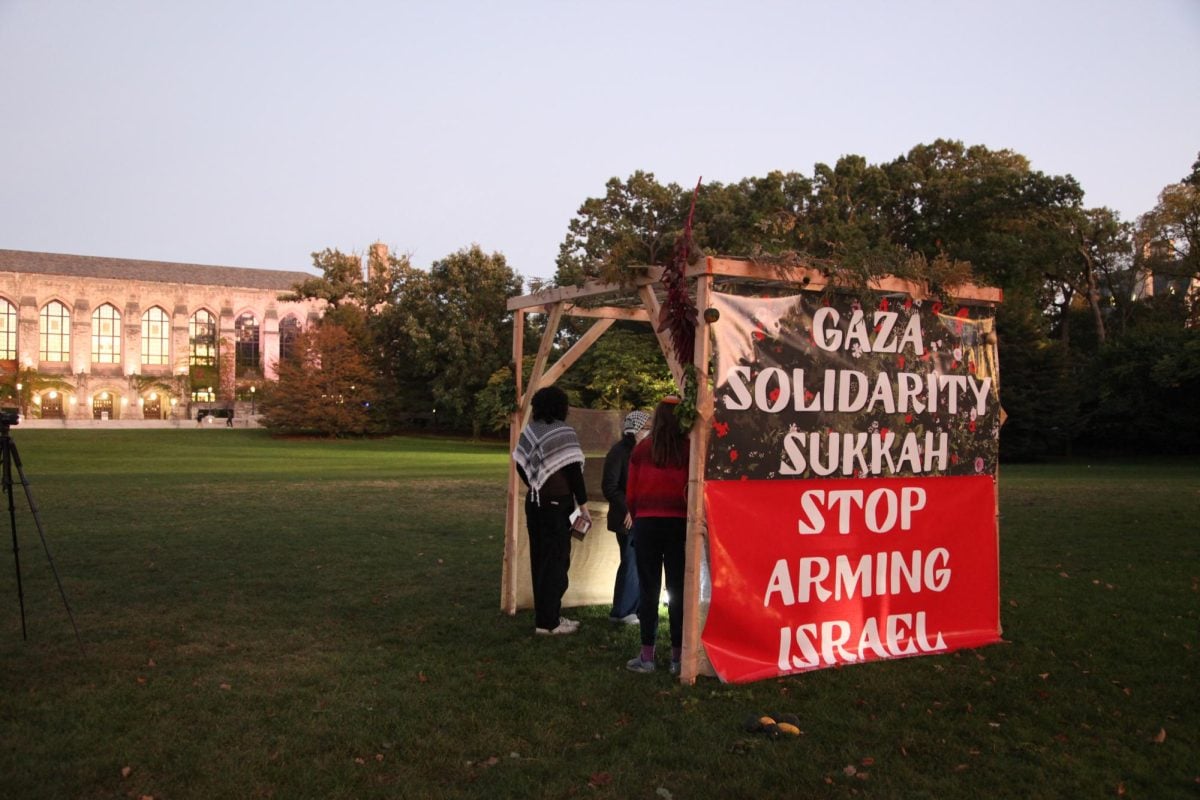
[501,254,1003,684]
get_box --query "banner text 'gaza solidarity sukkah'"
[701,291,1002,684]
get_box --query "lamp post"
[14,382,23,418]
[250,384,256,415]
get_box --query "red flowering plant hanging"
[658,178,702,431]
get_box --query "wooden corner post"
[680,257,714,684]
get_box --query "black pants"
[632,516,686,648]
[525,494,574,630]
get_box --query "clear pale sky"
[1,1,1197,284]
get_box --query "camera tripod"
[3,420,84,652]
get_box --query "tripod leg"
[3,437,28,640]
[7,438,84,654]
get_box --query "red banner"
[701,292,1001,683]
[704,475,998,683]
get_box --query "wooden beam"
[507,268,665,311]
[512,308,525,407]
[564,304,650,322]
[691,257,1003,304]
[508,258,1001,312]
[518,303,650,322]
[637,284,685,387]
[519,302,564,422]
[539,318,614,388]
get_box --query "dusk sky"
[2,1,1197,284]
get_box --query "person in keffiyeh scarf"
[512,385,591,636]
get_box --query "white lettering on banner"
[763,548,950,606]
[721,365,992,418]
[811,307,924,354]
[796,487,928,534]
[779,431,949,476]
[776,612,948,670]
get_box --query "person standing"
[512,385,591,636]
[624,396,690,674]
[602,409,650,625]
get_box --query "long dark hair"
[649,399,688,468]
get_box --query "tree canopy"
[260,143,1198,454]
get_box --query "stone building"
[0,249,324,420]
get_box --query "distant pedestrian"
[602,409,650,624]
[624,396,690,675]
[225,407,234,428]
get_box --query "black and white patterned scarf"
[513,419,585,503]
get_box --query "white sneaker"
[536,622,578,636]
[559,617,580,629]
[619,614,639,625]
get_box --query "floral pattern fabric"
[705,291,1000,482]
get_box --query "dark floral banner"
[705,291,1000,481]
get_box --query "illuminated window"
[190,310,216,366]
[279,315,301,363]
[0,298,15,360]
[141,306,170,365]
[235,312,259,375]
[91,303,122,363]
[39,300,71,362]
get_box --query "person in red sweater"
[624,396,690,674]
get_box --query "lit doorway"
[41,392,64,419]
[93,393,114,420]
[143,395,162,419]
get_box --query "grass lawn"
[0,430,1196,799]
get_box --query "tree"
[563,327,675,410]
[258,324,378,436]
[554,171,684,285]
[367,252,437,427]
[1138,153,1200,323]
[884,140,1084,294]
[691,171,813,258]
[387,245,523,435]
[1041,207,1135,348]
[0,366,74,418]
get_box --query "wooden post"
[680,257,715,683]
[501,309,526,613]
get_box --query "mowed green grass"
[0,431,1195,799]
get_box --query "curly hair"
[530,385,569,423]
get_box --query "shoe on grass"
[536,622,578,635]
[559,617,580,629]
[669,660,681,676]
[626,655,656,673]
[619,613,639,625]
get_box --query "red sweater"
[626,437,689,520]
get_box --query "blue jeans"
[609,528,639,619]
[632,516,686,648]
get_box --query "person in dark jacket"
[601,409,650,624]
[512,385,591,636]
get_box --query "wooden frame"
[502,256,1002,684]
